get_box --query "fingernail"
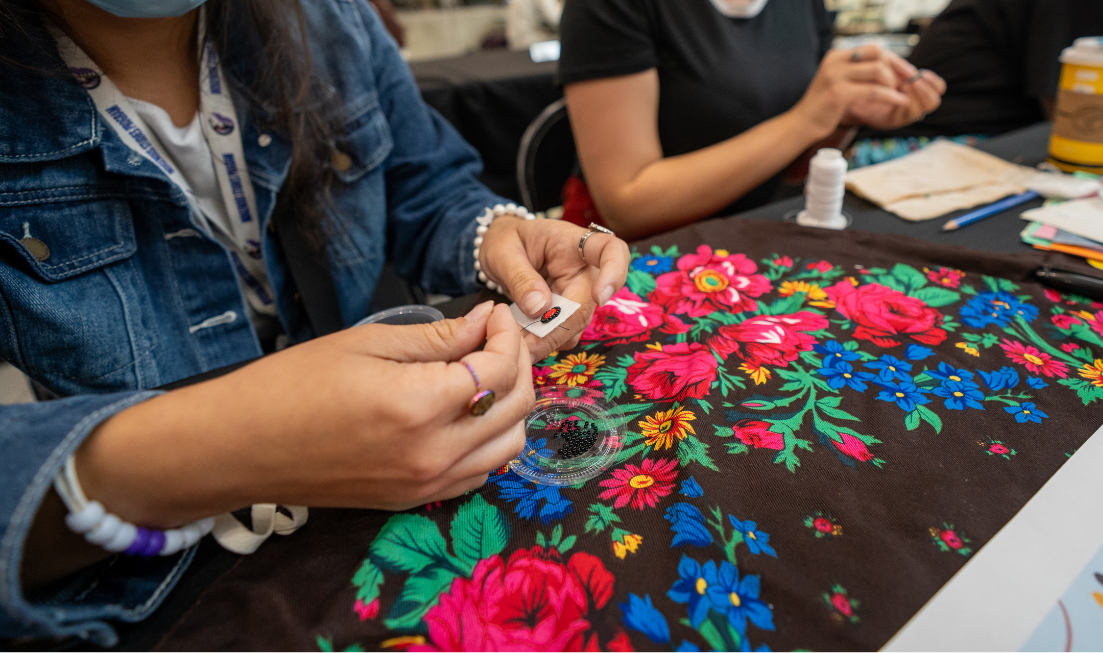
[523,291,545,316]
[464,300,493,322]
[598,285,615,306]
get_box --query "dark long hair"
[0,0,340,245]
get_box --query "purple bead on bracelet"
[125,527,153,556]
[142,530,166,557]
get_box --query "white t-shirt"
[129,98,278,323]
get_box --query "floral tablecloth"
[153,221,1103,651]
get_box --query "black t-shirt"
[882,0,1103,137]
[558,0,832,213]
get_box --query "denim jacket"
[0,0,507,645]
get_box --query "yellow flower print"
[548,352,606,386]
[778,280,828,301]
[639,406,697,450]
[740,363,772,385]
[1079,359,1103,388]
[613,533,643,559]
[956,342,980,357]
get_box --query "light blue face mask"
[84,0,209,18]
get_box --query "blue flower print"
[928,361,976,385]
[633,254,673,274]
[666,503,713,548]
[979,367,1020,391]
[668,555,718,628]
[933,380,985,410]
[680,476,704,497]
[960,291,1038,328]
[875,379,931,412]
[1027,376,1048,389]
[1005,402,1047,423]
[620,593,671,644]
[904,344,934,361]
[866,355,913,381]
[740,641,772,652]
[818,362,876,391]
[813,340,860,366]
[729,517,778,557]
[704,561,775,635]
[488,472,573,523]
[676,641,701,652]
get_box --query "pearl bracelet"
[53,455,214,557]
[474,203,536,292]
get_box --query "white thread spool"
[797,148,848,230]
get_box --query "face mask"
[707,0,770,18]
[84,0,209,18]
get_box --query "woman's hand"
[477,216,630,361]
[791,43,942,141]
[72,302,535,527]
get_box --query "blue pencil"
[940,190,1041,231]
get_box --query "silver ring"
[905,69,925,84]
[850,48,863,62]
[578,222,615,265]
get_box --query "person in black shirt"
[559,0,945,239]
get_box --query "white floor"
[0,362,34,405]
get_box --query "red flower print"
[807,261,834,273]
[940,530,964,549]
[731,419,785,450]
[989,443,1011,455]
[830,432,874,462]
[1076,310,1103,337]
[353,598,379,620]
[1052,314,1082,329]
[709,311,829,368]
[813,517,834,534]
[650,245,771,318]
[626,342,719,401]
[826,281,947,348]
[831,592,854,617]
[1063,342,1081,353]
[414,547,615,652]
[580,288,687,345]
[772,256,793,268]
[999,339,1069,378]
[1044,288,1063,303]
[532,365,554,387]
[598,458,678,510]
[924,266,965,289]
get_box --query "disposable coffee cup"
[1049,36,1103,174]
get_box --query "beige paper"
[1019,197,1103,243]
[845,140,1036,221]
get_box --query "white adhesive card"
[509,293,581,338]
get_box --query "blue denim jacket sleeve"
[359,0,512,297]
[0,392,198,648]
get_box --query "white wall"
[399,5,508,61]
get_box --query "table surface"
[115,121,1064,650]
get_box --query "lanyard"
[49,19,274,312]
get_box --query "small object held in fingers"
[509,293,581,338]
[460,360,495,416]
[905,69,926,85]
[578,222,616,265]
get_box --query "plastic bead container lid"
[510,385,622,486]
[353,304,445,327]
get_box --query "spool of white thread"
[797,148,848,230]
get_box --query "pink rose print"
[989,443,1011,455]
[1052,314,1082,329]
[650,245,771,318]
[826,281,947,348]
[731,419,785,450]
[940,530,964,549]
[813,517,834,534]
[806,261,834,273]
[831,592,854,617]
[626,342,719,401]
[772,256,794,268]
[580,287,687,345]
[1062,342,1081,353]
[830,432,874,462]
[413,547,616,652]
[709,311,829,368]
[1044,288,1063,303]
[353,598,379,620]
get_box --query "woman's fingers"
[581,231,630,306]
[848,82,909,108]
[482,220,554,318]
[346,300,494,362]
[843,61,899,89]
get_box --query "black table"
[411,49,562,203]
[114,121,1061,650]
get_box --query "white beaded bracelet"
[54,455,215,557]
[474,203,536,292]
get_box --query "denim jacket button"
[21,237,50,262]
[258,133,272,147]
[331,150,352,173]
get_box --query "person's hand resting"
[70,302,534,530]
[477,216,630,361]
[791,43,945,141]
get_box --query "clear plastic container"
[353,304,445,327]
[510,385,622,486]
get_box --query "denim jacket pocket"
[0,191,159,394]
[330,97,394,184]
